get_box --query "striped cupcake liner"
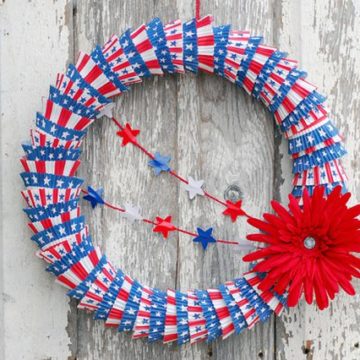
[36,112,87,141]
[164,19,184,73]
[20,159,81,177]
[175,291,190,345]
[22,144,81,161]
[132,286,153,339]
[148,289,167,342]
[30,128,83,149]
[213,25,231,77]
[183,18,199,73]
[20,172,83,189]
[147,18,175,74]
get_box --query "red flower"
[243,186,360,310]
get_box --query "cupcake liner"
[224,281,259,329]
[48,85,98,122]
[36,113,87,142]
[292,181,347,198]
[148,288,167,342]
[276,89,325,130]
[20,159,81,177]
[218,284,247,335]
[21,187,81,208]
[67,255,108,301]
[283,104,328,138]
[293,159,348,186]
[37,230,90,264]
[20,172,83,189]
[129,24,163,76]
[187,291,208,344]
[182,18,198,73]
[46,240,96,276]
[223,30,250,83]
[94,270,125,321]
[244,272,285,316]
[207,288,236,340]
[195,290,221,342]
[175,291,190,345]
[60,64,111,111]
[236,36,263,88]
[252,50,287,99]
[292,142,347,173]
[31,215,85,248]
[242,44,277,95]
[75,51,125,99]
[54,246,102,291]
[164,19,184,73]
[22,144,81,161]
[28,207,80,234]
[259,61,299,108]
[234,278,272,322]
[77,260,116,311]
[91,45,128,94]
[163,289,178,344]
[288,120,339,154]
[120,29,152,78]
[293,133,343,157]
[146,18,175,74]
[213,25,231,77]
[23,198,79,222]
[268,69,307,113]
[132,286,153,339]
[118,280,143,332]
[196,15,215,74]
[101,35,142,85]
[30,128,83,149]
[105,274,134,327]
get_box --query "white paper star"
[183,176,205,200]
[96,103,114,119]
[120,203,143,223]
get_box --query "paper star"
[148,152,171,175]
[120,203,143,223]
[96,103,114,118]
[83,186,105,209]
[116,123,140,146]
[193,227,216,250]
[153,216,176,239]
[223,200,246,222]
[184,176,205,200]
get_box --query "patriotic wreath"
[20,15,360,345]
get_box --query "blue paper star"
[148,152,171,176]
[193,227,217,250]
[83,186,105,209]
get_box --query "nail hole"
[354,342,359,348]
[224,184,243,202]
[258,351,264,358]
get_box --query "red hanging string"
[195,0,200,19]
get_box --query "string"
[111,117,253,218]
[195,0,201,19]
[81,189,253,248]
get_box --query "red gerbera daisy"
[243,186,360,310]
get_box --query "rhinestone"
[304,236,316,250]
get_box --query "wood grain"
[1,0,360,359]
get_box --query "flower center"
[303,236,316,250]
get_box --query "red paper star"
[243,186,360,310]
[223,200,246,222]
[116,123,140,146]
[153,216,176,239]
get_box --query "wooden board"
[1,0,360,359]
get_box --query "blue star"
[83,186,105,209]
[193,227,217,250]
[148,152,171,176]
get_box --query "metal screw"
[224,184,243,202]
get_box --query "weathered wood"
[1,0,360,359]
[275,1,360,360]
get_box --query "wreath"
[20,14,360,345]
